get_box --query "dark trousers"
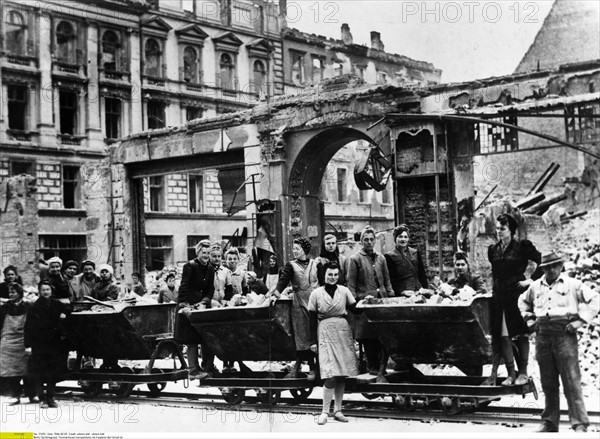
[535,332,589,430]
[359,339,382,372]
[5,376,36,398]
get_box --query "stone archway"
[283,123,380,255]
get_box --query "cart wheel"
[438,397,462,415]
[112,367,135,397]
[392,395,417,411]
[289,387,313,403]
[146,368,167,397]
[256,389,281,405]
[221,388,245,405]
[361,393,380,400]
[81,381,102,398]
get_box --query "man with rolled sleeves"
[519,251,600,433]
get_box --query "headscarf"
[360,226,376,242]
[393,224,410,240]
[47,256,63,267]
[98,264,114,276]
[293,237,312,256]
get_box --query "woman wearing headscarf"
[0,283,36,405]
[275,237,319,380]
[385,224,428,296]
[485,212,542,386]
[92,264,119,301]
[316,234,347,286]
[46,257,71,303]
[24,280,73,408]
[446,252,487,296]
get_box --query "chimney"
[370,31,384,51]
[341,23,353,45]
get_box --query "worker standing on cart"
[347,226,394,383]
[519,251,599,433]
[275,237,319,380]
[309,261,360,425]
[485,213,541,386]
[176,239,215,380]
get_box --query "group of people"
[1,213,598,431]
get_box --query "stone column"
[37,11,56,146]
[86,23,104,145]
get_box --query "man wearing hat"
[519,251,599,433]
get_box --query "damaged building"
[0,0,439,274]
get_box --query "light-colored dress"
[308,285,359,379]
[213,265,232,303]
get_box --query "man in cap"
[519,251,599,433]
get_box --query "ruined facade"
[0,0,442,277]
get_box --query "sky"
[290,0,557,83]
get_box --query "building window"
[146,235,172,271]
[187,235,209,261]
[56,21,76,64]
[5,10,26,55]
[312,57,323,83]
[183,46,200,83]
[219,53,234,90]
[7,85,27,131]
[104,97,121,140]
[222,232,247,249]
[101,30,120,71]
[566,103,600,144]
[144,38,162,77]
[188,174,204,213]
[474,116,519,154]
[359,189,368,203]
[382,185,391,204]
[253,60,267,95]
[356,66,365,79]
[59,90,78,135]
[337,168,347,202]
[185,106,203,122]
[10,161,34,177]
[148,176,165,211]
[147,100,165,129]
[39,234,87,263]
[63,165,80,209]
[333,62,343,77]
[291,52,305,86]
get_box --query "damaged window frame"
[145,235,173,271]
[39,234,87,263]
[474,116,519,154]
[62,164,81,209]
[148,175,166,212]
[188,173,204,213]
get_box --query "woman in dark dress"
[485,213,541,386]
[24,280,72,408]
[385,224,428,296]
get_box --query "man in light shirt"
[519,251,599,433]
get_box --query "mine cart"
[351,295,537,414]
[64,302,188,397]
[188,299,315,405]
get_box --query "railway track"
[55,386,600,430]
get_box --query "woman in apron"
[0,283,34,405]
[309,262,361,424]
[275,237,319,380]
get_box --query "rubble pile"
[361,286,483,306]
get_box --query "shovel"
[83,295,115,309]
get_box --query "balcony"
[5,53,37,67]
[58,134,86,146]
[52,61,86,77]
[6,129,33,142]
[99,69,131,83]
